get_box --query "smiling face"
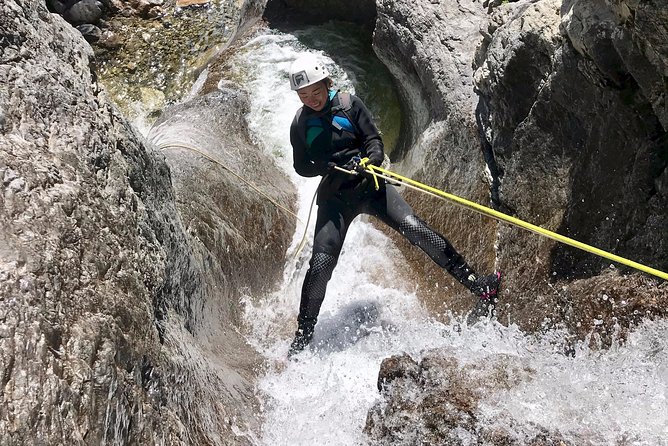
[296,81,329,111]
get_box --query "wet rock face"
[562,0,667,129]
[373,0,499,315]
[1,3,177,441]
[473,0,667,334]
[48,0,165,23]
[46,0,243,112]
[148,88,297,327]
[0,0,293,443]
[372,0,666,336]
[365,0,666,442]
[46,0,165,45]
[365,349,573,445]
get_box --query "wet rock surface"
[372,0,666,334]
[148,88,297,323]
[473,0,667,335]
[46,0,244,117]
[373,0,501,315]
[365,0,667,443]
[0,0,294,444]
[365,348,575,445]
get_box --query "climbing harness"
[336,164,668,281]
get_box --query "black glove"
[316,161,338,176]
[353,177,370,194]
[342,155,365,173]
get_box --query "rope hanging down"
[337,164,668,281]
[159,143,319,260]
[158,143,302,225]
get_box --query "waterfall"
[229,27,668,446]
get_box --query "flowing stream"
[223,26,668,446]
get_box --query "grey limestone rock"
[0,0,294,444]
[473,0,667,333]
[367,1,667,440]
[373,0,500,314]
[364,348,573,445]
[76,23,102,42]
[64,0,104,25]
[372,0,666,334]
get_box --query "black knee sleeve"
[398,215,477,287]
[298,252,338,328]
[398,215,461,268]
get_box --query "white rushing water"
[229,29,668,446]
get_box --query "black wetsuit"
[289,90,491,352]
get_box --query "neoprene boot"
[397,215,501,322]
[288,323,315,358]
[466,271,502,325]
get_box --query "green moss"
[96,1,239,122]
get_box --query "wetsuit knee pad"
[299,252,338,323]
[398,215,458,269]
[398,215,442,249]
[309,252,337,276]
[306,253,337,294]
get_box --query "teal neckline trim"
[328,89,336,101]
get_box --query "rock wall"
[365,0,668,441]
[373,0,500,316]
[148,88,297,334]
[0,0,295,444]
[474,0,667,334]
[372,0,666,334]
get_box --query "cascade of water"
[232,27,667,446]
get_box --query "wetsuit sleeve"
[291,110,326,177]
[350,95,384,166]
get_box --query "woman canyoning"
[286,53,502,357]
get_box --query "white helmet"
[289,54,329,91]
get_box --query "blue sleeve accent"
[332,115,355,133]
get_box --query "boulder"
[64,0,104,25]
[365,348,576,445]
[76,23,102,42]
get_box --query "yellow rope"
[158,143,303,225]
[348,165,668,281]
[156,143,667,281]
